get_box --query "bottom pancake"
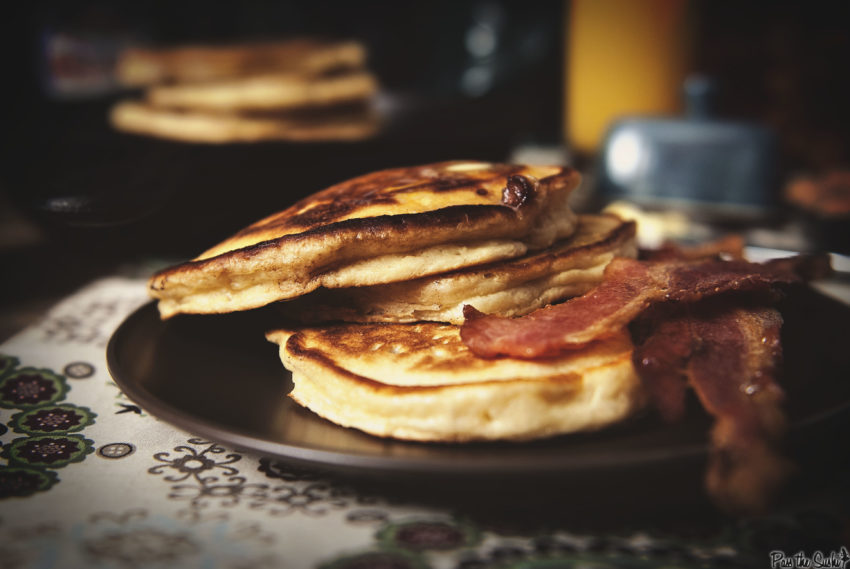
[266,322,645,442]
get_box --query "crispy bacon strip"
[462,259,654,358]
[642,234,746,261]
[461,249,830,512]
[461,254,829,359]
[635,303,793,513]
[629,310,692,423]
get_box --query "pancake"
[282,214,637,324]
[145,70,378,113]
[116,39,368,86]
[109,100,380,143]
[149,161,581,319]
[266,322,645,442]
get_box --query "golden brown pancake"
[266,322,644,442]
[109,100,380,143]
[282,214,637,324]
[116,39,368,86]
[145,71,378,113]
[149,161,581,318]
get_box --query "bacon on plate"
[460,248,831,513]
[461,254,829,359]
[634,302,793,513]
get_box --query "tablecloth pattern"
[1,277,848,569]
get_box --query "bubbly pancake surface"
[266,322,644,442]
[283,214,637,324]
[149,161,580,318]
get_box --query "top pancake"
[149,161,581,318]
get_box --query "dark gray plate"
[106,287,850,483]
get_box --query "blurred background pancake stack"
[110,39,381,144]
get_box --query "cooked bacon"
[690,307,793,513]
[642,234,746,261]
[461,247,831,514]
[630,310,692,423]
[461,254,830,359]
[463,258,653,358]
[634,303,793,513]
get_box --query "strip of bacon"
[692,307,793,514]
[635,303,793,513]
[461,254,830,359]
[629,310,692,423]
[642,234,746,261]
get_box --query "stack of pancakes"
[149,161,645,441]
[110,39,379,143]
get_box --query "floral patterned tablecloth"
[1,276,848,569]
